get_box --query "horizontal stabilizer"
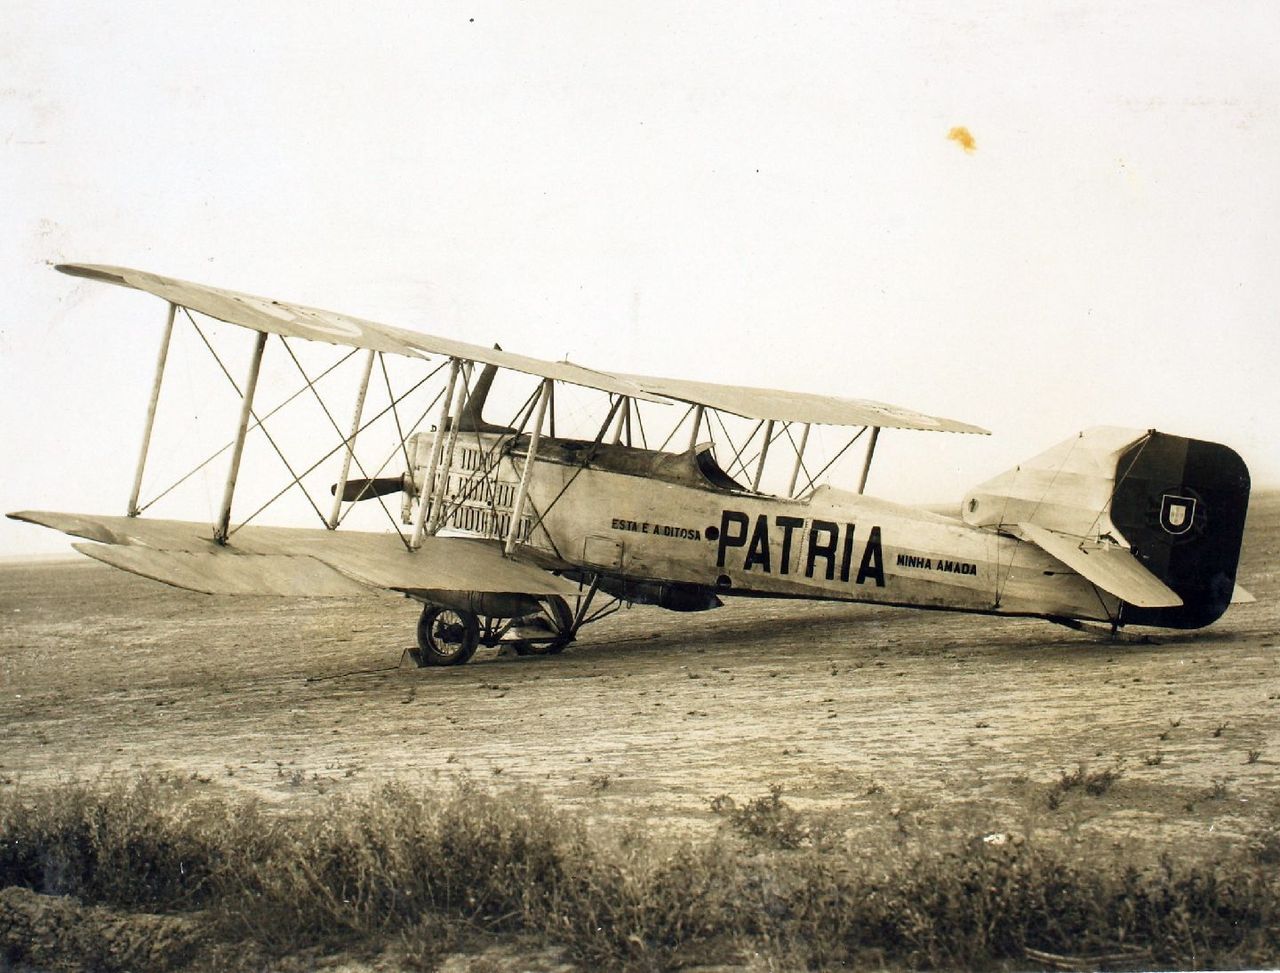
[1018,522,1183,609]
[10,510,578,600]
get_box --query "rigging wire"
[237,380,443,543]
[138,336,360,513]
[796,426,867,499]
[332,378,449,538]
[657,404,696,451]
[187,316,329,527]
[1084,432,1155,540]
[380,354,414,475]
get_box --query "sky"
[2,1,1278,555]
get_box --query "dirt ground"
[1,493,1278,857]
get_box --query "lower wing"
[8,510,577,599]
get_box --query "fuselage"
[411,433,1119,624]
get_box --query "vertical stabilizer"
[1108,433,1250,628]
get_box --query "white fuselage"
[411,433,1118,623]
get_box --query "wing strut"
[506,378,552,555]
[688,405,705,450]
[411,358,461,549]
[752,420,776,492]
[428,361,473,533]
[593,395,625,446]
[610,397,631,445]
[856,426,881,495]
[215,330,269,544]
[129,301,177,517]
[327,349,376,528]
[786,423,812,497]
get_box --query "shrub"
[708,784,821,850]
[0,774,264,910]
[1046,762,1123,808]
[218,779,587,950]
[1,777,1277,970]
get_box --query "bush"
[708,784,822,849]
[0,774,263,910]
[1,778,1277,971]
[1046,762,1123,809]
[217,779,588,951]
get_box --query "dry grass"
[1,775,1278,971]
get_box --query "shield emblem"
[1160,494,1197,535]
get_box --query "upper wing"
[1018,521,1182,609]
[8,510,578,599]
[59,263,986,433]
[56,264,668,404]
[618,373,990,434]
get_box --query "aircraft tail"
[963,428,1250,628]
[1106,432,1250,627]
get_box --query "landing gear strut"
[510,595,575,656]
[410,596,578,666]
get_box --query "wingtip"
[54,263,129,285]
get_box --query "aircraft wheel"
[414,606,479,666]
[511,596,575,656]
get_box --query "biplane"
[9,264,1252,665]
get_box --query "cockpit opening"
[693,442,747,492]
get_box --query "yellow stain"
[947,126,976,153]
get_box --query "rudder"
[1109,432,1250,629]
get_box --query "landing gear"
[409,581,618,666]
[413,606,479,666]
[410,598,573,666]
[510,596,575,656]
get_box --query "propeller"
[331,476,407,502]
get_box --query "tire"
[511,596,575,656]
[415,606,480,666]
